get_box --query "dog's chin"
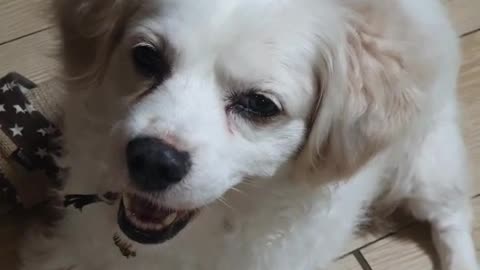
[117,192,199,245]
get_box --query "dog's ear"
[299,13,422,179]
[53,0,138,84]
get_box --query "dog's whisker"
[237,182,284,198]
[240,180,261,188]
[217,197,234,211]
[229,187,248,196]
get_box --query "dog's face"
[117,1,323,210]
[56,0,419,244]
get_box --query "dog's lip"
[117,193,198,244]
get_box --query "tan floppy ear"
[300,17,422,179]
[53,0,138,85]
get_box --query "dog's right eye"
[132,43,171,79]
[229,92,282,120]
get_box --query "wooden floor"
[1,1,480,269]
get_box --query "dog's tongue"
[126,194,178,224]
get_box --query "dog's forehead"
[134,0,317,50]
[131,0,324,78]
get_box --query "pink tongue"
[128,196,173,223]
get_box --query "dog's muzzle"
[119,137,197,244]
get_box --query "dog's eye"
[232,93,281,118]
[132,43,170,79]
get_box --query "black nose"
[126,137,191,191]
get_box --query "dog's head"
[55,0,420,244]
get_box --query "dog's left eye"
[132,43,170,79]
[232,92,281,118]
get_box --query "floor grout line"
[461,28,480,38]
[0,26,53,47]
[341,196,480,257]
[353,250,373,270]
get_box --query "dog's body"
[20,0,478,269]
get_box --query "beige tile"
[343,223,406,256]
[0,29,59,84]
[458,31,480,196]
[0,0,52,44]
[344,235,381,254]
[362,225,436,270]
[447,0,480,35]
[361,197,480,270]
[332,255,364,270]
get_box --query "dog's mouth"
[117,193,198,244]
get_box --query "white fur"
[20,0,478,269]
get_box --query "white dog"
[19,0,478,269]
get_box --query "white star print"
[18,85,29,94]
[10,124,23,137]
[37,129,47,136]
[25,103,36,114]
[35,148,49,159]
[1,83,12,93]
[13,105,25,114]
[0,104,5,112]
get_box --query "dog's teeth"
[141,221,152,230]
[131,216,145,228]
[147,193,157,203]
[154,223,166,230]
[123,194,131,208]
[125,208,135,217]
[163,213,177,225]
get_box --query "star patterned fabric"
[0,73,62,213]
